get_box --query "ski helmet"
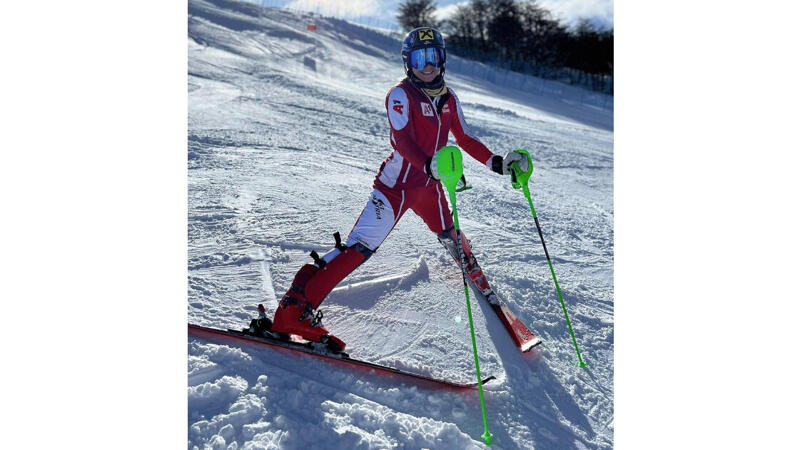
[401,27,446,78]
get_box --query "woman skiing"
[270,27,528,352]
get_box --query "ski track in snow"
[188,0,613,448]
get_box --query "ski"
[188,324,496,390]
[468,278,543,353]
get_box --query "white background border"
[2,0,798,447]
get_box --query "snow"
[188,0,613,448]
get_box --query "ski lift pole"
[435,146,493,445]
[509,149,586,368]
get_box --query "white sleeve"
[387,87,410,130]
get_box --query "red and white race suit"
[272,78,497,349]
[343,78,495,252]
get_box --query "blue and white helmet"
[401,27,446,77]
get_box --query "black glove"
[490,155,504,174]
[425,156,441,180]
[490,152,528,175]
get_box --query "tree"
[442,4,471,47]
[468,0,491,52]
[427,0,614,91]
[564,19,613,75]
[486,0,524,59]
[518,1,568,66]
[396,0,439,30]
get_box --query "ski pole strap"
[455,174,472,192]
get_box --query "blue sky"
[256,0,613,30]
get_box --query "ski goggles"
[409,47,445,70]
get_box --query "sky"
[257,0,613,30]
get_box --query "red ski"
[188,324,495,390]
[468,278,542,353]
[489,300,542,352]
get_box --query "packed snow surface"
[188,0,613,448]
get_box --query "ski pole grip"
[435,145,463,192]
[509,149,533,190]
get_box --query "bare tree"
[518,0,568,66]
[434,0,613,91]
[486,0,524,59]
[442,3,475,48]
[396,0,439,30]
[469,0,490,52]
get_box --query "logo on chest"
[421,102,434,117]
[441,103,450,114]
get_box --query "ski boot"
[438,226,499,305]
[272,293,346,353]
[271,233,373,353]
[464,253,499,304]
[271,262,349,353]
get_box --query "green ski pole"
[509,149,586,368]
[435,146,493,445]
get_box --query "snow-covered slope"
[188,0,613,448]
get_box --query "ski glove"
[490,151,529,175]
[424,156,441,180]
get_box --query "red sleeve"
[386,86,430,172]
[449,90,495,168]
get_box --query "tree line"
[397,0,613,93]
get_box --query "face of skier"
[411,64,440,83]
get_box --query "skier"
[270,27,528,352]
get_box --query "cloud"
[432,1,468,23]
[536,0,613,28]
[286,0,379,17]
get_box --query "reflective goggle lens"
[410,48,444,70]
